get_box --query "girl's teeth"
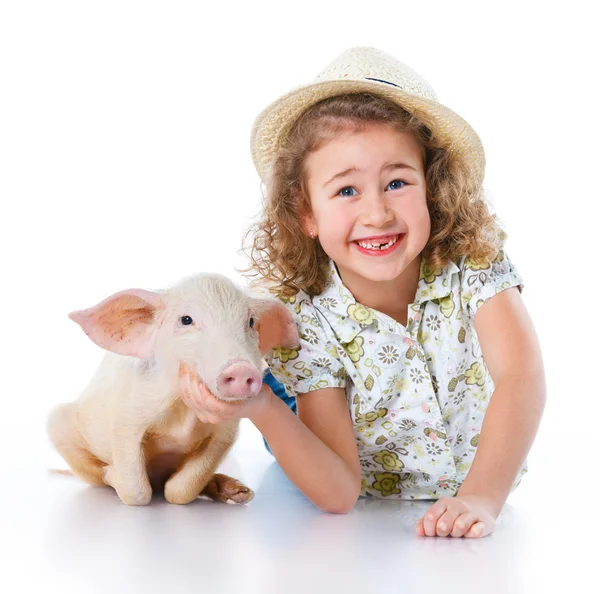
[356,235,399,250]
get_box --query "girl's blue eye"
[338,186,358,198]
[337,180,406,197]
[387,179,406,190]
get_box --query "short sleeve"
[460,248,525,320]
[264,292,346,399]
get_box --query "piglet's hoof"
[115,484,153,506]
[201,473,254,504]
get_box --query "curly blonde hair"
[238,93,504,298]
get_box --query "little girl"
[179,47,546,538]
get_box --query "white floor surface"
[1,421,593,594]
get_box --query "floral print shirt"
[265,249,528,500]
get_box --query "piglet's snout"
[217,362,262,400]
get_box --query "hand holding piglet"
[179,362,274,424]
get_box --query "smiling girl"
[179,47,546,538]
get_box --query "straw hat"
[250,46,485,189]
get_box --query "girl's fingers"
[436,508,461,537]
[415,498,495,539]
[193,377,224,414]
[178,364,192,396]
[179,365,211,410]
[464,521,490,539]
[179,363,232,421]
[451,513,476,538]
[423,501,448,537]
[188,370,203,401]
[179,366,193,401]
[183,365,207,400]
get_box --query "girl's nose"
[359,191,395,227]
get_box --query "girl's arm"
[250,386,362,514]
[457,286,547,515]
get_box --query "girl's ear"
[298,206,317,238]
[302,219,316,238]
[294,187,316,238]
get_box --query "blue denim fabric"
[262,369,296,454]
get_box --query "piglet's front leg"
[164,421,243,505]
[109,435,153,506]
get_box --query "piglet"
[47,273,298,506]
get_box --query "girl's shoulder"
[269,288,347,397]
[276,288,318,324]
[274,287,338,343]
[455,247,524,319]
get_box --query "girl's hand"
[178,362,272,424]
[414,494,497,538]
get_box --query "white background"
[1,1,598,592]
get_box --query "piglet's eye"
[249,317,255,329]
[181,315,193,326]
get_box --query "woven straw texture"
[250,47,485,188]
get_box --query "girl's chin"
[340,260,409,283]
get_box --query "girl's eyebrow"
[324,162,418,187]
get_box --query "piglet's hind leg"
[200,473,254,504]
[47,404,106,486]
[164,434,236,505]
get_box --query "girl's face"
[302,122,430,296]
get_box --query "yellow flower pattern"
[372,472,402,496]
[348,303,376,326]
[464,361,486,386]
[343,336,365,362]
[373,450,405,471]
[272,346,299,364]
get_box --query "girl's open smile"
[352,232,405,256]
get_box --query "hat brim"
[250,78,485,187]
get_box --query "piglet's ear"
[68,289,165,358]
[252,298,300,356]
